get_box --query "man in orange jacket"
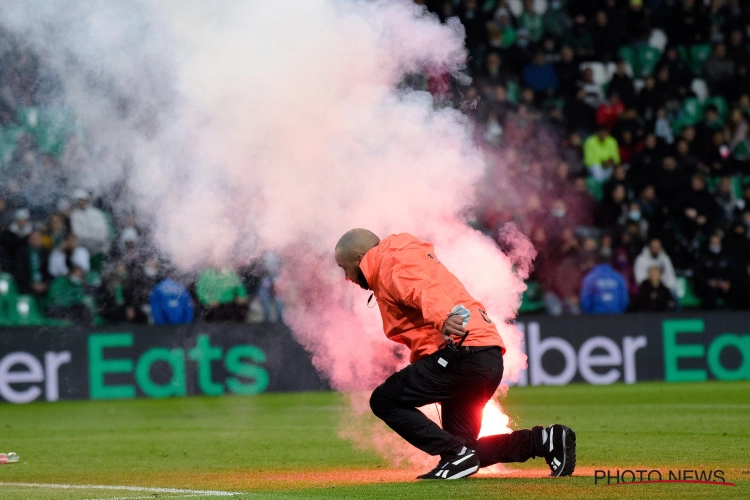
[335,229,576,479]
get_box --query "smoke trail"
[1,0,533,465]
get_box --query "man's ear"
[356,254,364,264]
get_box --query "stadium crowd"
[420,0,750,315]
[2,0,750,326]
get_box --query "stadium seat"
[533,0,548,15]
[618,46,639,77]
[637,46,662,78]
[690,79,709,102]
[519,280,546,314]
[633,79,645,94]
[648,28,668,52]
[689,44,712,76]
[506,81,520,103]
[506,0,523,17]
[675,276,702,308]
[704,96,729,122]
[680,97,704,126]
[676,45,688,62]
[0,273,18,298]
[579,62,610,86]
[11,295,47,326]
[585,176,604,201]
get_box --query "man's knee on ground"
[369,385,395,417]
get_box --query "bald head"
[335,228,380,290]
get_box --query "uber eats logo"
[89,333,269,399]
[663,319,750,381]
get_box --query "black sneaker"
[417,446,480,480]
[544,424,576,477]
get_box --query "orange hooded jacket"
[360,233,506,363]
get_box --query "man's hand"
[441,314,465,342]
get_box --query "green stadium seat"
[90,253,106,274]
[618,46,639,77]
[675,276,702,308]
[703,96,729,122]
[11,295,47,326]
[637,46,661,78]
[680,97,704,126]
[519,280,546,314]
[506,81,520,104]
[0,273,18,298]
[676,45,688,62]
[689,44,712,76]
[585,176,604,201]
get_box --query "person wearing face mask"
[693,234,736,309]
[46,265,92,325]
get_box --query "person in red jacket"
[335,229,576,479]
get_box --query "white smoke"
[1,0,532,463]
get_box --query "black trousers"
[369,346,544,466]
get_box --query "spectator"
[584,127,621,181]
[8,208,32,239]
[629,134,663,191]
[543,0,572,40]
[540,227,583,316]
[656,46,693,98]
[714,176,737,224]
[477,52,510,87]
[704,43,736,95]
[693,233,735,309]
[49,233,90,277]
[676,175,719,238]
[728,261,750,309]
[665,0,709,46]
[14,229,50,298]
[563,88,597,133]
[523,51,559,96]
[259,251,284,323]
[69,188,110,255]
[0,195,13,230]
[608,60,635,108]
[631,266,677,312]
[596,183,629,228]
[42,212,68,250]
[612,247,638,297]
[596,92,625,131]
[577,67,605,109]
[636,184,665,230]
[653,108,674,145]
[725,108,748,150]
[633,238,677,292]
[518,0,544,45]
[726,29,749,67]
[555,46,579,100]
[591,10,621,62]
[624,0,650,45]
[195,267,249,322]
[99,261,148,324]
[46,265,92,325]
[564,15,594,60]
[636,76,662,122]
[580,254,630,314]
[150,278,195,325]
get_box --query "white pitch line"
[0,482,237,496]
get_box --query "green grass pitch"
[0,381,748,499]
